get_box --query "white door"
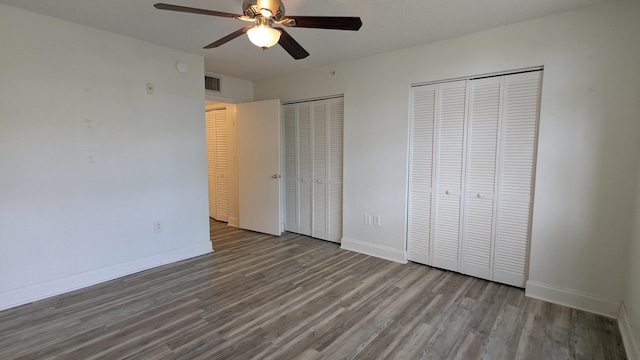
[327,97,344,242]
[407,71,541,288]
[206,110,217,220]
[283,104,299,233]
[282,97,344,243]
[493,71,541,287]
[236,99,282,236]
[460,77,502,280]
[407,84,436,265]
[297,103,313,236]
[214,109,230,222]
[432,80,467,272]
[312,101,328,240]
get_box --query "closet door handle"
[445,190,451,195]
[477,193,484,198]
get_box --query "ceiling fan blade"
[154,3,242,19]
[277,28,310,60]
[282,16,362,31]
[204,26,254,49]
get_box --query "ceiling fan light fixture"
[260,8,273,18]
[247,25,281,48]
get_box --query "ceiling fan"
[154,0,363,60]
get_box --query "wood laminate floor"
[0,220,627,359]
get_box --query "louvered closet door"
[206,111,217,219]
[282,98,343,242]
[312,100,328,240]
[297,103,313,236]
[432,80,467,272]
[283,104,298,233]
[327,97,344,242]
[460,77,502,280]
[493,71,541,287]
[214,109,229,222]
[407,85,436,264]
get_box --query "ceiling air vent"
[205,76,221,92]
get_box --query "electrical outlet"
[373,215,381,226]
[364,214,372,226]
[146,83,154,95]
[154,220,163,233]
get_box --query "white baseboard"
[0,242,213,311]
[341,237,407,264]
[525,281,620,318]
[619,302,640,360]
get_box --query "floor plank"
[0,219,628,359]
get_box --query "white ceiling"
[0,0,609,81]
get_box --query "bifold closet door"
[493,72,541,287]
[407,85,436,264]
[282,102,312,237]
[312,101,328,239]
[206,111,217,220]
[214,109,229,222]
[460,77,502,280]
[432,80,467,272]
[283,98,344,242]
[407,70,541,288]
[206,108,229,222]
[297,103,313,236]
[283,105,299,233]
[327,97,344,242]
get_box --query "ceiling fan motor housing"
[243,0,285,20]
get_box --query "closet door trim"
[411,66,543,88]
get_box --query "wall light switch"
[373,215,381,226]
[364,214,372,226]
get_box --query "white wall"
[0,5,211,310]
[254,0,640,318]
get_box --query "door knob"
[445,190,450,195]
[477,193,483,198]
[272,174,281,179]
